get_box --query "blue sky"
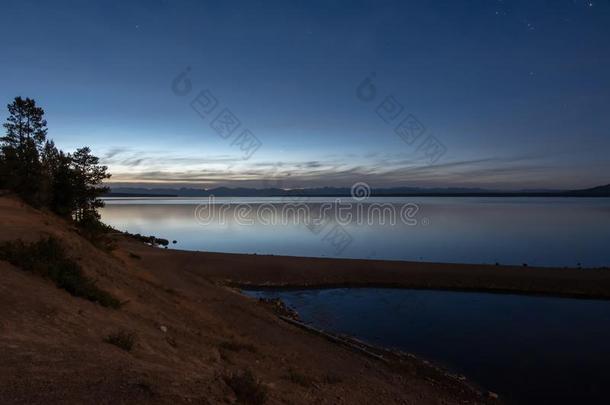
[1,0,609,190]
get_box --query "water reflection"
[100,197,610,267]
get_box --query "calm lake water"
[243,288,610,405]
[100,196,610,267]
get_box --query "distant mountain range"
[104,184,610,197]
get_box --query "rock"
[488,391,499,400]
[160,325,168,333]
[258,298,300,320]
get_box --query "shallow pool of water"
[243,288,610,404]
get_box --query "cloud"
[101,149,244,169]
[103,147,129,159]
[104,150,607,190]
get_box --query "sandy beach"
[126,240,610,300]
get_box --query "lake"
[100,196,610,267]
[243,288,610,404]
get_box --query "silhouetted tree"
[71,147,111,222]
[52,152,78,217]
[1,97,110,224]
[39,140,60,205]
[1,97,47,204]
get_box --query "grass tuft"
[284,368,317,388]
[104,330,136,351]
[322,372,343,385]
[219,340,257,353]
[77,216,118,252]
[0,237,120,308]
[224,369,267,405]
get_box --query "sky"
[1,0,609,190]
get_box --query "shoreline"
[236,282,610,301]
[129,244,610,300]
[242,290,496,402]
[274,312,493,398]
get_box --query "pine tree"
[1,97,48,204]
[71,147,111,222]
[40,140,60,206]
[51,151,78,217]
[1,97,110,222]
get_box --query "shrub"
[0,237,120,308]
[219,340,257,353]
[322,373,343,385]
[125,232,169,247]
[284,368,317,388]
[224,370,267,405]
[77,214,117,252]
[104,330,136,351]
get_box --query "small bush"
[131,381,156,397]
[219,340,257,353]
[125,232,169,247]
[78,215,117,252]
[0,237,120,308]
[104,330,136,351]
[224,370,267,405]
[322,373,343,385]
[219,349,233,364]
[284,368,317,388]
